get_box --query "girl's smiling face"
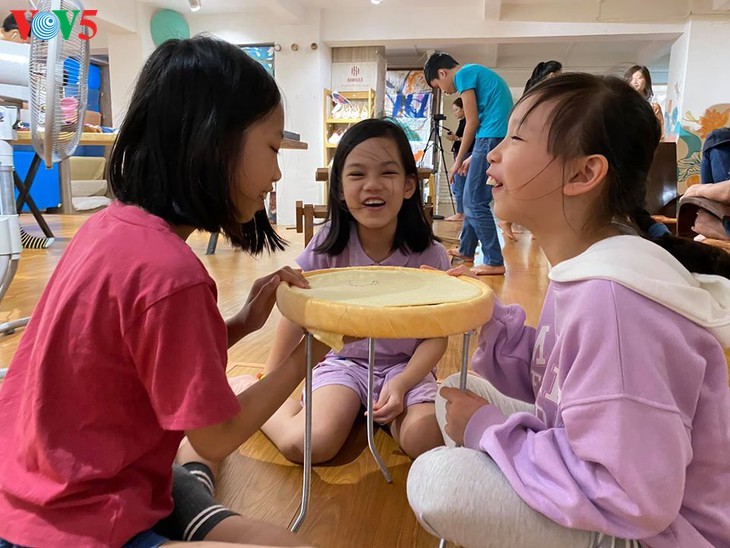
[340,136,416,234]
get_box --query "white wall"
[665,15,730,189]
[665,26,690,138]
[682,16,730,115]
[189,10,330,226]
[107,3,157,126]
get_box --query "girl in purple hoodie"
[407,73,730,548]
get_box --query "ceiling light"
[189,0,201,11]
[371,0,382,4]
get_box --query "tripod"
[419,115,456,219]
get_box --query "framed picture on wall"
[384,69,433,168]
[240,44,275,76]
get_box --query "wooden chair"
[295,201,328,246]
[646,142,679,233]
[295,200,435,247]
[677,194,730,251]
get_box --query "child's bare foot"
[445,213,464,222]
[471,264,506,276]
[498,221,517,241]
[447,248,474,261]
[227,374,259,395]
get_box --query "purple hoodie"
[464,236,730,547]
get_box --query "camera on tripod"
[432,113,447,121]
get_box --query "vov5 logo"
[10,9,98,41]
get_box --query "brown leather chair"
[646,141,679,233]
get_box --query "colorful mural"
[384,70,433,167]
[673,103,730,191]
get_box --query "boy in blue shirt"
[425,52,513,275]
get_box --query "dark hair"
[623,64,654,101]
[3,13,18,32]
[453,97,464,109]
[424,52,459,85]
[316,118,437,256]
[108,36,284,254]
[519,73,730,277]
[523,60,562,93]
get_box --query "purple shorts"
[310,358,437,408]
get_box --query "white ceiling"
[136,0,728,15]
[138,0,478,11]
[1,0,710,83]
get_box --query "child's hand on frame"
[236,267,309,336]
[440,386,491,446]
[445,264,478,279]
[371,377,407,424]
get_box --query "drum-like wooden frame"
[276,266,494,339]
[275,266,495,535]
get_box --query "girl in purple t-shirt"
[262,119,450,463]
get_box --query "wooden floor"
[0,214,550,548]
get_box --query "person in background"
[523,60,562,93]
[624,64,664,138]
[443,97,473,222]
[424,52,513,275]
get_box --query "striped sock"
[20,228,54,249]
[181,462,215,496]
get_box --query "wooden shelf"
[282,138,308,150]
[12,130,117,146]
[323,88,375,181]
[338,91,374,100]
[12,130,308,150]
[326,118,367,124]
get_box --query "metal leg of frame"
[438,331,473,547]
[459,331,472,392]
[206,233,219,255]
[290,332,313,532]
[366,337,392,483]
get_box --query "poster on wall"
[384,70,433,168]
[241,45,275,76]
[331,62,378,91]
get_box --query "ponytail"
[629,208,730,278]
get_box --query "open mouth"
[487,176,503,189]
[363,198,386,208]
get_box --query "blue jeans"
[701,146,730,184]
[451,153,468,214]
[1,531,168,548]
[701,127,730,184]
[459,138,504,267]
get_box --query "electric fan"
[0,0,90,378]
